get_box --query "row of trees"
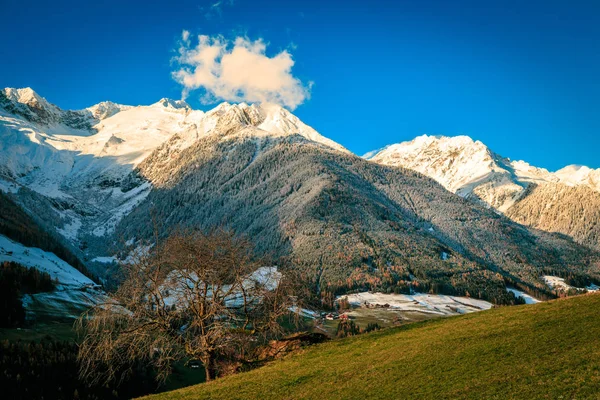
[0,339,155,400]
[335,320,381,338]
[0,261,55,327]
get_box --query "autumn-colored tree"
[77,229,298,384]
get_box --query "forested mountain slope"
[0,191,93,280]
[367,135,600,251]
[0,191,103,323]
[2,88,599,305]
[117,112,600,303]
[506,183,600,251]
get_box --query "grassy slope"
[0,322,76,342]
[145,294,600,400]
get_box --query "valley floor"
[143,293,600,400]
[317,292,494,336]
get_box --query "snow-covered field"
[544,275,572,291]
[339,292,493,316]
[543,275,599,292]
[23,288,108,320]
[90,256,118,264]
[0,234,94,287]
[507,288,540,304]
[289,307,320,319]
[0,234,107,320]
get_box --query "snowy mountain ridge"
[366,134,600,250]
[0,87,348,246]
[366,134,599,211]
[1,87,132,129]
[2,87,599,257]
[1,88,599,305]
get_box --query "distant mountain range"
[1,87,599,305]
[365,135,600,250]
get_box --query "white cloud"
[182,30,190,43]
[172,33,310,110]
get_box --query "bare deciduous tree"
[76,229,298,384]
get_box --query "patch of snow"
[289,306,319,319]
[122,243,153,265]
[543,275,572,291]
[23,287,108,319]
[56,214,82,241]
[160,266,282,309]
[542,275,598,292]
[506,288,540,304]
[0,234,94,287]
[91,256,117,264]
[91,182,152,236]
[338,292,492,316]
[0,179,19,193]
[362,146,390,160]
[586,283,600,292]
[245,266,282,291]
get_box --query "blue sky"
[1,0,599,170]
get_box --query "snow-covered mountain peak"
[254,102,348,153]
[85,101,131,120]
[509,160,555,183]
[1,87,62,123]
[0,89,348,210]
[4,87,45,105]
[3,87,56,110]
[368,135,491,185]
[197,101,348,153]
[367,133,600,212]
[556,164,593,177]
[373,135,492,161]
[206,101,264,125]
[368,134,497,186]
[554,164,600,191]
[415,134,485,149]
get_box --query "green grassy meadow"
[144,293,600,400]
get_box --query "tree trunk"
[204,364,213,382]
[203,354,215,381]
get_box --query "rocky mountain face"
[0,87,131,130]
[366,135,600,251]
[1,88,599,304]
